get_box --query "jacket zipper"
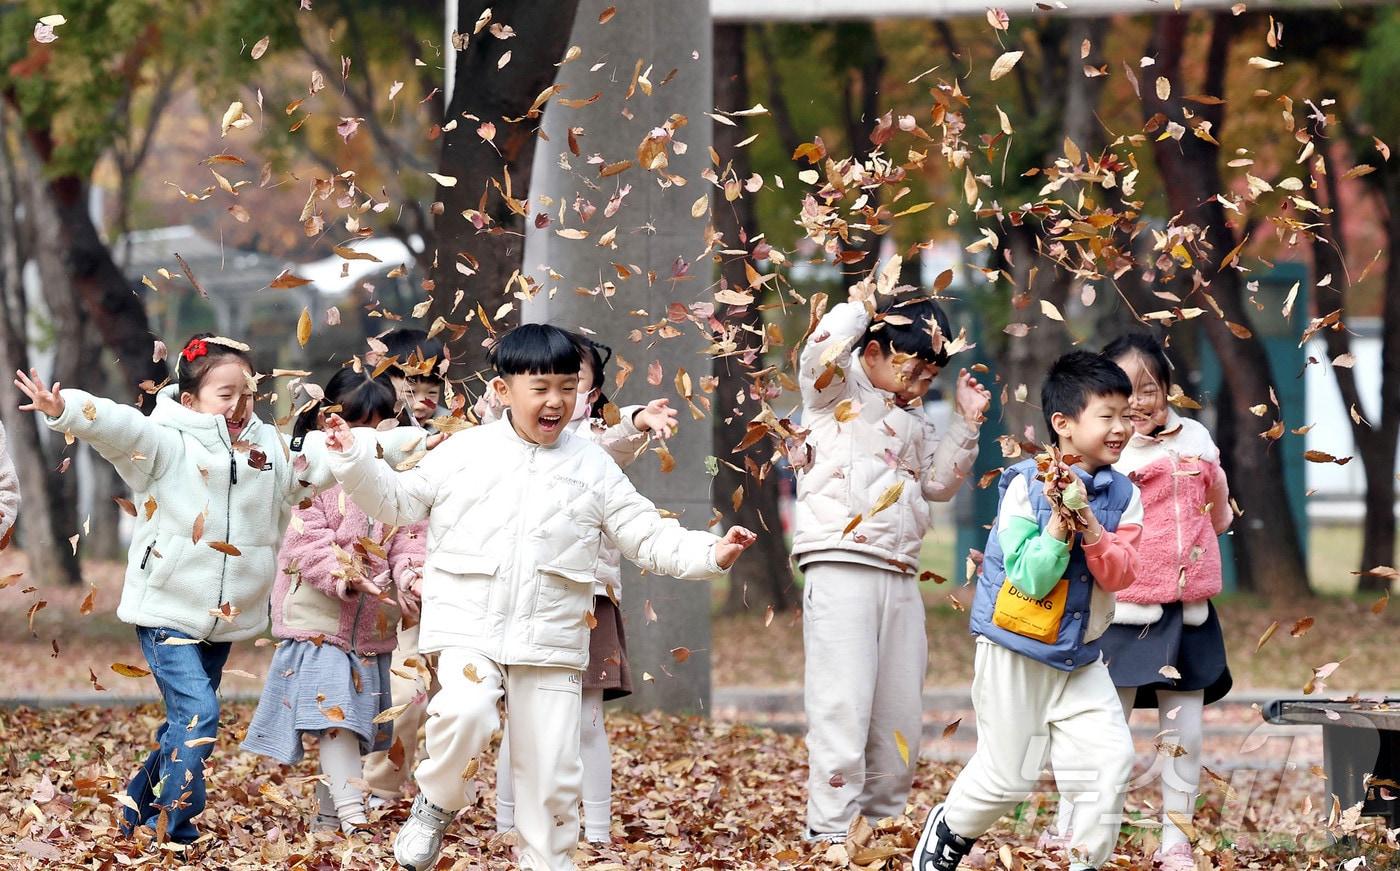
[501,444,538,662]
[1170,451,1185,598]
[348,516,372,653]
[140,543,154,570]
[209,431,236,640]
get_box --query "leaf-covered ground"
[3,551,1397,700]
[1,702,1395,870]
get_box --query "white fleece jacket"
[44,385,419,642]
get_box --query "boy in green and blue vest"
[912,351,1144,871]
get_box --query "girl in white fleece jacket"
[14,335,417,846]
[0,419,18,548]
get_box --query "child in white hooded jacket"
[324,324,756,871]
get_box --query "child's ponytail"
[291,367,399,449]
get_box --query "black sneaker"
[911,804,976,871]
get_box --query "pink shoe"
[1154,843,1196,871]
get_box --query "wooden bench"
[1265,699,1399,827]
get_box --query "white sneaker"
[311,782,339,833]
[393,794,453,870]
[803,828,846,844]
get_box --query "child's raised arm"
[799,298,870,411]
[323,415,440,527]
[288,425,426,506]
[598,461,750,580]
[0,420,18,543]
[920,370,988,502]
[595,400,675,469]
[17,370,179,491]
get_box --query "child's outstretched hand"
[14,369,64,418]
[323,413,356,453]
[634,398,679,439]
[715,525,758,569]
[953,369,991,425]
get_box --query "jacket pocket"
[282,575,345,638]
[423,550,497,631]
[531,565,594,652]
[144,534,187,592]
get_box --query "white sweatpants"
[803,562,928,835]
[415,647,582,871]
[498,688,612,840]
[363,622,438,799]
[1055,687,1204,855]
[942,640,1134,869]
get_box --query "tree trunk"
[837,23,885,291]
[1145,13,1309,598]
[428,0,582,391]
[0,116,81,586]
[713,23,796,616]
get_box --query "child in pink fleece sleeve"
[1047,333,1233,871]
[242,368,426,834]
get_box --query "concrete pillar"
[523,0,715,714]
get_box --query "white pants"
[498,688,613,840]
[803,562,928,834]
[943,640,1134,869]
[1056,687,1204,855]
[415,647,582,871]
[363,622,437,799]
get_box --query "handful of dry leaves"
[1035,444,1092,533]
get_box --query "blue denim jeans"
[121,627,231,843]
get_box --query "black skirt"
[1098,600,1232,709]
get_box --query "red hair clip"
[182,339,209,362]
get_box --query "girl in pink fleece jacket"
[242,367,427,834]
[1051,334,1233,871]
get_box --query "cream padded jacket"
[328,415,723,670]
[793,301,980,572]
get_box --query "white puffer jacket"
[44,385,417,642]
[328,414,723,670]
[793,301,981,572]
[479,400,648,599]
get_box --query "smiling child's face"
[183,360,254,438]
[1051,392,1133,469]
[493,372,579,445]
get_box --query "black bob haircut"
[377,328,446,384]
[857,297,953,368]
[490,323,582,377]
[291,367,398,445]
[1040,350,1132,440]
[1101,332,1172,390]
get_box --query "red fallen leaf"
[323,705,346,722]
[647,359,663,386]
[1290,617,1314,637]
[269,269,313,289]
[764,604,774,627]
[942,718,962,739]
[113,496,137,517]
[644,600,658,623]
[111,662,152,678]
[208,541,242,556]
[829,772,846,788]
[585,610,599,630]
[977,468,1004,489]
[671,647,691,663]
[79,585,96,616]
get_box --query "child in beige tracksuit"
[797,272,989,840]
[324,324,755,871]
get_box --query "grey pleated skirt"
[241,640,393,765]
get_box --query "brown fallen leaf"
[111,662,152,678]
